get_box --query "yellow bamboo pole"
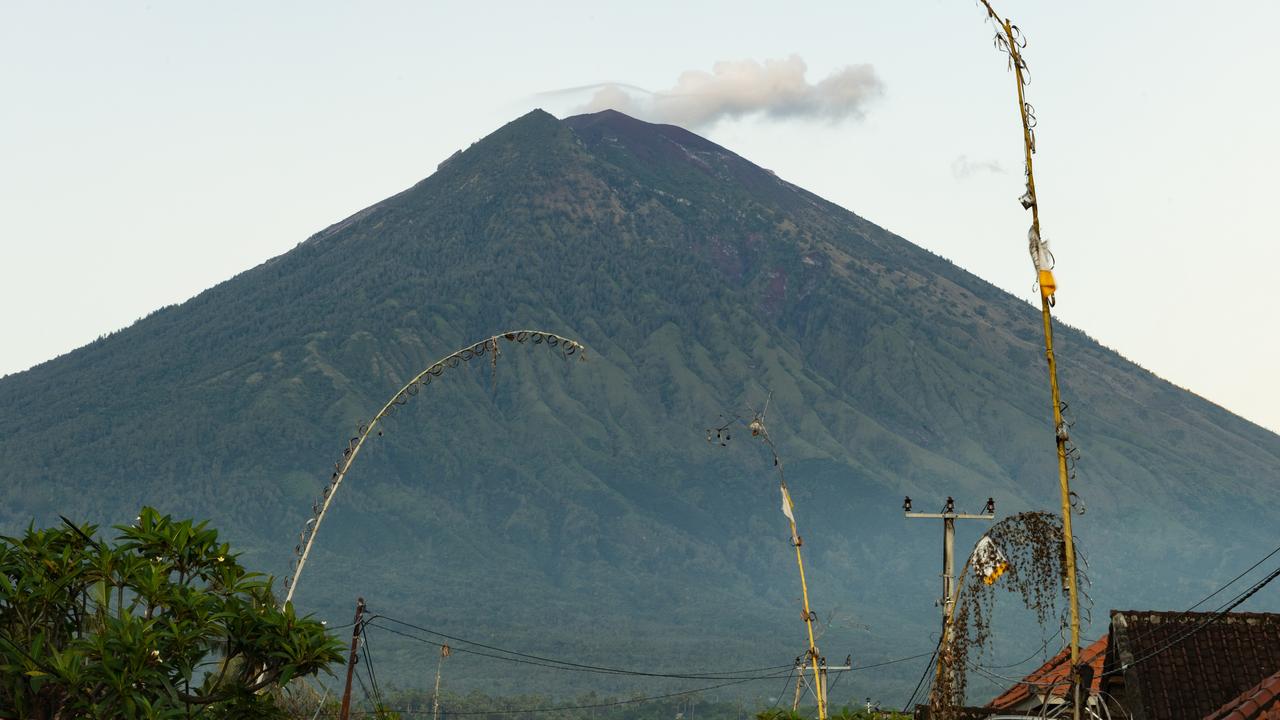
[781,483,827,720]
[1041,296,1082,715]
[975,3,1082,717]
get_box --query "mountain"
[2,109,1278,705]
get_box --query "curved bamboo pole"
[283,330,588,604]
[972,7,1082,716]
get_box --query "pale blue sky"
[2,1,1278,432]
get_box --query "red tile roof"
[987,635,1108,710]
[1106,610,1280,720]
[1204,669,1280,720]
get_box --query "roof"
[1204,669,1280,720]
[987,635,1108,710]
[1106,610,1280,720]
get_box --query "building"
[987,635,1109,716]
[1202,669,1280,720]
[1104,610,1280,720]
[987,611,1280,720]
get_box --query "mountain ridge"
[2,108,1277,703]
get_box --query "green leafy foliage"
[0,508,343,719]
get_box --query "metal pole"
[943,516,955,621]
[339,597,365,720]
[904,498,994,707]
[792,657,806,712]
[942,516,956,694]
[819,659,829,711]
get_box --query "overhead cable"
[984,539,1280,684]
[902,636,941,711]
[330,674,783,718]
[1103,563,1280,677]
[371,615,793,680]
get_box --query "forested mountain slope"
[2,109,1277,702]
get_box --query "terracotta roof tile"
[988,635,1108,710]
[1106,610,1280,720]
[1203,669,1280,720]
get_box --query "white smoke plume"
[951,155,1006,179]
[571,55,883,128]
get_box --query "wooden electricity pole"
[903,496,995,704]
[339,597,366,720]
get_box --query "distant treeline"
[333,686,908,720]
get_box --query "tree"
[0,508,343,719]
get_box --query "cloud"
[951,155,1006,179]
[570,55,883,128]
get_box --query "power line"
[360,625,386,708]
[372,615,931,684]
[368,620,791,681]
[1180,542,1280,614]
[978,634,1058,670]
[966,657,1064,688]
[371,615,794,680]
[376,614,793,677]
[332,673,789,717]
[1102,562,1280,678]
[849,651,936,671]
[362,610,939,716]
[353,666,374,711]
[902,637,941,711]
[1086,540,1280,671]
[768,663,797,710]
[825,664,848,700]
[973,556,1280,709]
[981,540,1280,686]
[1115,537,1280,656]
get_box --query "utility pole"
[791,655,851,713]
[339,597,366,720]
[432,643,451,720]
[903,496,995,704]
